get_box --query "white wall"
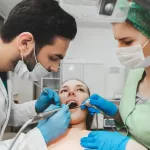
[0,0,21,18]
[62,23,128,99]
[64,23,122,67]
[11,74,34,103]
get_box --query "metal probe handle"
[32,102,72,123]
[32,108,60,123]
[84,99,115,131]
[84,99,104,113]
[33,82,48,94]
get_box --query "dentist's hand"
[81,131,130,150]
[81,94,118,116]
[35,88,60,113]
[37,104,70,144]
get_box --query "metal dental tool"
[9,106,62,150]
[67,101,79,109]
[81,99,115,131]
[33,102,74,123]
[33,81,48,94]
[32,108,60,123]
[9,102,76,149]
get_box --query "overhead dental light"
[59,0,130,23]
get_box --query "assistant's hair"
[61,78,93,130]
[0,0,77,51]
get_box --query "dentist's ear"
[16,32,35,57]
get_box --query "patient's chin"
[70,109,87,125]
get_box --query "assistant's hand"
[35,88,60,113]
[81,94,118,116]
[37,104,70,144]
[81,131,130,150]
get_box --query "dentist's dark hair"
[0,0,77,51]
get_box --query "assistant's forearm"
[126,140,148,150]
[113,110,124,124]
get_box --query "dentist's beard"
[23,50,36,71]
[12,50,36,72]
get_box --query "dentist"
[0,0,77,149]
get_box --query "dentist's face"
[59,80,90,125]
[7,35,70,72]
[37,36,70,72]
[23,36,70,72]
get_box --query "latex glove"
[35,88,60,113]
[37,104,70,143]
[81,131,130,150]
[81,94,118,116]
[37,104,59,128]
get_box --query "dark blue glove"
[37,104,70,143]
[81,94,118,116]
[35,88,60,113]
[81,131,130,150]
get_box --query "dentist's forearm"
[126,140,147,150]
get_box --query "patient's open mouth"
[67,101,78,109]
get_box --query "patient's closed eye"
[60,89,68,93]
[77,88,85,92]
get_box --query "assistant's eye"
[60,89,68,93]
[124,41,133,46]
[77,88,85,92]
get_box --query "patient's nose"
[68,91,75,96]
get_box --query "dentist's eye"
[49,56,59,61]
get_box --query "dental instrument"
[32,101,74,123]
[9,107,60,150]
[81,99,115,131]
[9,102,73,150]
[33,81,48,94]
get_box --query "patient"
[47,79,94,150]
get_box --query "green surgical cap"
[127,2,150,39]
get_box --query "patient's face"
[59,80,89,125]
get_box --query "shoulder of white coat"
[23,128,47,150]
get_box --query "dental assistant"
[0,0,77,149]
[80,1,150,150]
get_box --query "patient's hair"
[61,79,93,130]
[0,0,77,53]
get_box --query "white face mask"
[14,48,49,81]
[117,40,150,69]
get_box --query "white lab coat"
[0,77,48,150]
